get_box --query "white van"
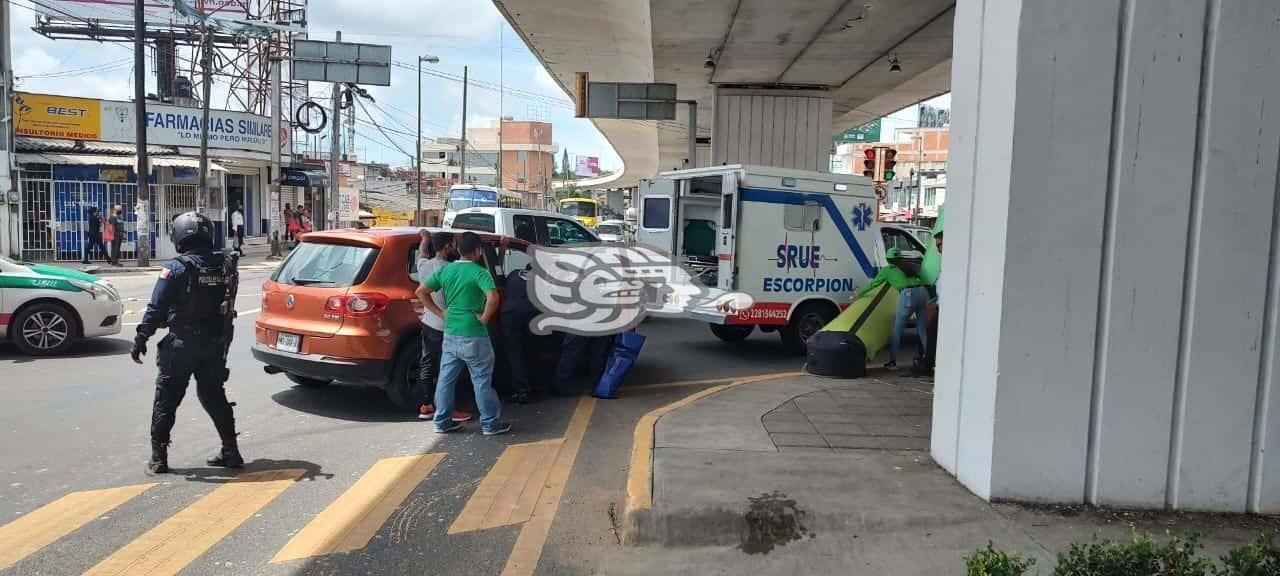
[444,206,600,247]
[637,164,925,353]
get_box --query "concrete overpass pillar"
[932,0,1280,512]
[711,88,832,172]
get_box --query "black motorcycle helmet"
[169,211,214,252]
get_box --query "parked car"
[0,256,123,355]
[444,207,599,247]
[594,219,629,244]
[251,227,539,410]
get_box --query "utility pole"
[460,65,468,185]
[415,54,438,225]
[681,100,696,168]
[328,31,341,230]
[497,27,503,191]
[133,0,150,266]
[417,54,422,225]
[269,54,282,256]
[915,104,924,222]
[1,0,15,258]
[197,24,213,211]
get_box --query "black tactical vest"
[169,252,229,339]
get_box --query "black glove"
[131,335,148,364]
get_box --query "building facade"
[419,119,557,209]
[11,93,277,261]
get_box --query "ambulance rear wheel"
[781,303,836,355]
[710,324,754,342]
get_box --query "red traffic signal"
[862,148,876,177]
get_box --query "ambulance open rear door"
[636,178,676,253]
[717,171,739,291]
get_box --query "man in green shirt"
[419,232,509,435]
[857,247,923,298]
[858,247,925,369]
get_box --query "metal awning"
[16,153,227,171]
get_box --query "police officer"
[131,211,242,474]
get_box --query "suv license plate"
[276,332,301,353]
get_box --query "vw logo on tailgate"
[285,294,295,310]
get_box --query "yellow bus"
[558,197,600,228]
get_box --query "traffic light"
[862,148,876,178]
[883,148,897,181]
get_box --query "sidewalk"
[618,373,1280,574]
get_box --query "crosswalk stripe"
[449,440,562,534]
[503,397,598,576]
[83,469,303,576]
[0,483,156,571]
[271,454,446,563]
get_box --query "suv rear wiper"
[290,277,335,286]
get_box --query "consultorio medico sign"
[15,92,275,154]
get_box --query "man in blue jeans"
[418,231,510,436]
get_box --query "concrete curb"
[620,371,804,545]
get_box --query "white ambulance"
[636,164,925,353]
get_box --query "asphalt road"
[0,268,807,575]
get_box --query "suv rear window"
[273,242,378,287]
[452,213,496,232]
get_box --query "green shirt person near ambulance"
[858,246,927,369]
[856,247,923,298]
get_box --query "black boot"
[206,443,244,468]
[147,441,169,475]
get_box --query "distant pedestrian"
[107,205,124,266]
[231,203,245,254]
[283,204,294,242]
[299,206,312,234]
[82,207,108,264]
[418,231,509,436]
[415,230,473,423]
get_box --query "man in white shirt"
[231,204,245,254]
[416,230,473,422]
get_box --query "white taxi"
[0,256,123,355]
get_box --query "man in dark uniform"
[131,211,242,474]
[501,262,537,403]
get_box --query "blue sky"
[8,0,949,172]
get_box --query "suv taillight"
[325,293,390,317]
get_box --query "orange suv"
[252,227,532,410]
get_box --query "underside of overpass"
[493,0,954,187]
[498,0,1280,515]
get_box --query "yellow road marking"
[625,371,803,514]
[272,454,445,563]
[84,469,303,576]
[0,483,155,571]
[449,440,561,534]
[501,396,596,576]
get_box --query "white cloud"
[310,0,502,44]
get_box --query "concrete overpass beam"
[710,87,832,172]
[934,0,1280,512]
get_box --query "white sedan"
[0,256,123,355]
